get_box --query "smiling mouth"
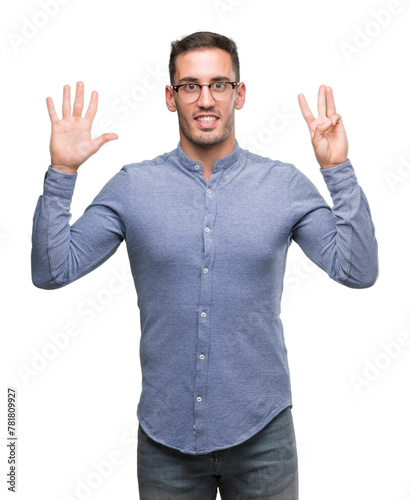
[195,116,218,123]
[194,115,219,129]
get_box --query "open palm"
[46,82,118,174]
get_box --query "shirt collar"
[176,139,240,173]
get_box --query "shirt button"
[205,227,210,233]
[203,268,208,274]
[201,312,206,318]
[199,354,205,360]
[197,396,202,403]
[195,165,200,170]
[207,188,211,194]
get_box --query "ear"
[235,82,246,110]
[165,85,177,112]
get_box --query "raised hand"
[298,85,348,170]
[46,81,118,174]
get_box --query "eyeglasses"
[172,81,239,103]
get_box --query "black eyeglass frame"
[171,81,240,101]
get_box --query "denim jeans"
[137,406,298,499]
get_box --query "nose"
[197,85,215,108]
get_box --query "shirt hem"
[137,401,293,455]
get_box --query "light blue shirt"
[31,140,378,454]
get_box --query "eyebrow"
[177,76,231,84]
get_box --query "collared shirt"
[31,140,378,455]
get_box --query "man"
[31,31,378,499]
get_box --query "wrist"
[320,158,348,170]
[51,164,79,175]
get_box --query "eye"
[184,83,199,93]
[212,82,227,91]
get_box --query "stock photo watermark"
[17,266,133,386]
[383,153,410,192]
[7,0,72,54]
[60,421,139,500]
[61,451,124,500]
[213,0,247,20]
[350,328,410,395]
[6,387,18,493]
[240,106,297,154]
[282,256,318,304]
[91,66,168,137]
[339,0,404,63]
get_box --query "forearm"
[321,160,379,288]
[31,166,126,289]
[290,160,379,288]
[31,167,78,289]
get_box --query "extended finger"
[298,93,315,127]
[46,97,59,125]
[84,90,98,122]
[326,86,337,116]
[317,84,327,117]
[62,85,71,118]
[73,81,84,117]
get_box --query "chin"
[188,128,231,148]
[179,116,233,148]
[196,134,223,146]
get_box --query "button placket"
[192,168,222,451]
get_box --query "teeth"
[197,116,217,123]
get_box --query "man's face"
[166,48,245,148]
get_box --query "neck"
[180,134,236,174]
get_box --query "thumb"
[92,133,119,152]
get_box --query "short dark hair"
[169,31,240,85]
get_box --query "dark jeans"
[137,406,298,499]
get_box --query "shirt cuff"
[43,165,78,199]
[319,159,357,189]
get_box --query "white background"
[2,0,410,499]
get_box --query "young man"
[31,32,378,499]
